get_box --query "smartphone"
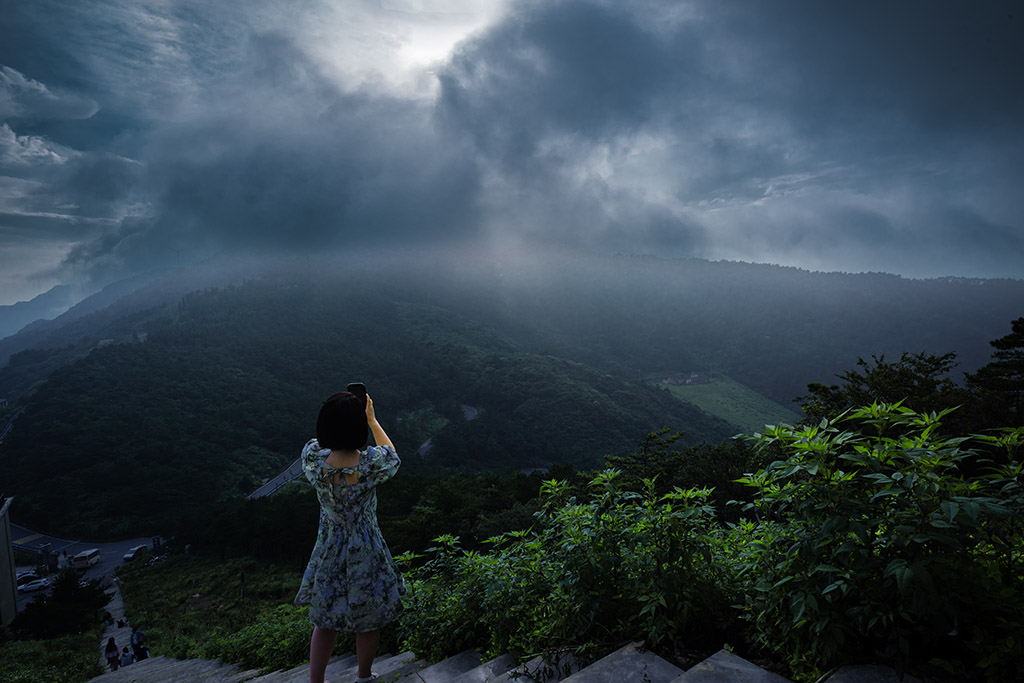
[346,382,367,403]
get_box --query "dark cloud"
[434,0,1024,270]
[1,0,1023,301]
[58,31,483,283]
[439,1,707,166]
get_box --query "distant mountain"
[1,244,1022,537]
[3,245,1022,403]
[0,257,265,397]
[0,285,81,341]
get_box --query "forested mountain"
[1,243,1021,537]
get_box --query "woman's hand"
[364,394,395,451]
[364,393,377,423]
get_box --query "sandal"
[354,675,379,682]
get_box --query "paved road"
[247,457,304,499]
[0,407,26,443]
[11,522,152,612]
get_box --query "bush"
[11,569,111,639]
[208,604,319,671]
[398,471,734,662]
[735,403,1024,679]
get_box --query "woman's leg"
[355,629,381,679]
[309,626,338,683]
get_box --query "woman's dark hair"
[316,392,368,450]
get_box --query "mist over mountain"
[0,285,81,340]
[1,243,1021,537]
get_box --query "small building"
[0,497,17,625]
[0,398,8,408]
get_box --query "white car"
[18,578,50,593]
[16,572,40,585]
[123,545,148,561]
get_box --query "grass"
[114,552,404,672]
[656,374,802,434]
[0,629,105,683]
[117,553,304,662]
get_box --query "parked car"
[123,545,148,561]
[16,572,40,586]
[18,578,50,593]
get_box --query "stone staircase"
[88,641,920,683]
[91,582,918,682]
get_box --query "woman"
[104,637,120,671]
[294,391,405,683]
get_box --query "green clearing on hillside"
[656,374,801,434]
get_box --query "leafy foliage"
[736,404,1024,679]
[110,403,1024,681]
[398,471,734,662]
[0,570,109,683]
[798,352,969,424]
[208,604,319,671]
[605,428,765,513]
[10,569,112,640]
[395,405,1024,681]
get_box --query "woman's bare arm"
[365,394,395,451]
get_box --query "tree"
[798,352,969,425]
[968,317,1024,427]
[11,569,112,639]
[604,428,760,512]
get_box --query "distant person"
[103,611,115,631]
[130,626,146,659]
[294,390,405,683]
[119,646,134,667]
[104,637,120,671]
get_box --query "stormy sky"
[1,0,1022,305]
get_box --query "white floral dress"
[294,439,406,632]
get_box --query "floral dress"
[294,439,406,632]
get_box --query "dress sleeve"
[301,439,326,483]
[362,444,401,484]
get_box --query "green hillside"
[3,248,1022,537]
[0,276,735,538]
[655,373,803,434]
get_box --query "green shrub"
[735,403,1024,679]
[208,604,320,671]
[399,470,734,661]
[11,569,111,640]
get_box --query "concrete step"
[560,642,684,683]
[89,640,918,683]
[254,651,423,683]
[88,655,255,683]
[673,649,791,683]
[402,650,484,683]
[489,650,580,683]
[450,653,516,683]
